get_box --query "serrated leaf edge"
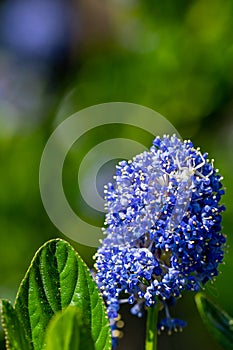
[13,238,112,350]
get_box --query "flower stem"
[145,303,159,350]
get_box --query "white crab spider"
[175,151,213,184]
[164,151,214,231]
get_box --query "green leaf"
[1,299,32,350]
[44,306,94,350]
[195,292,233,350]
[13,238,111,350]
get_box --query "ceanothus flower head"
[94,134,226,338]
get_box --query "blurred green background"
[0,0,233,349]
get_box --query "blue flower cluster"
[95,135,226,337]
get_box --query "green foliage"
[44,306,94,350]
[65,0,233,124]
[1,239,111,350]
[1,300,31,350]
[195,293,233,350]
